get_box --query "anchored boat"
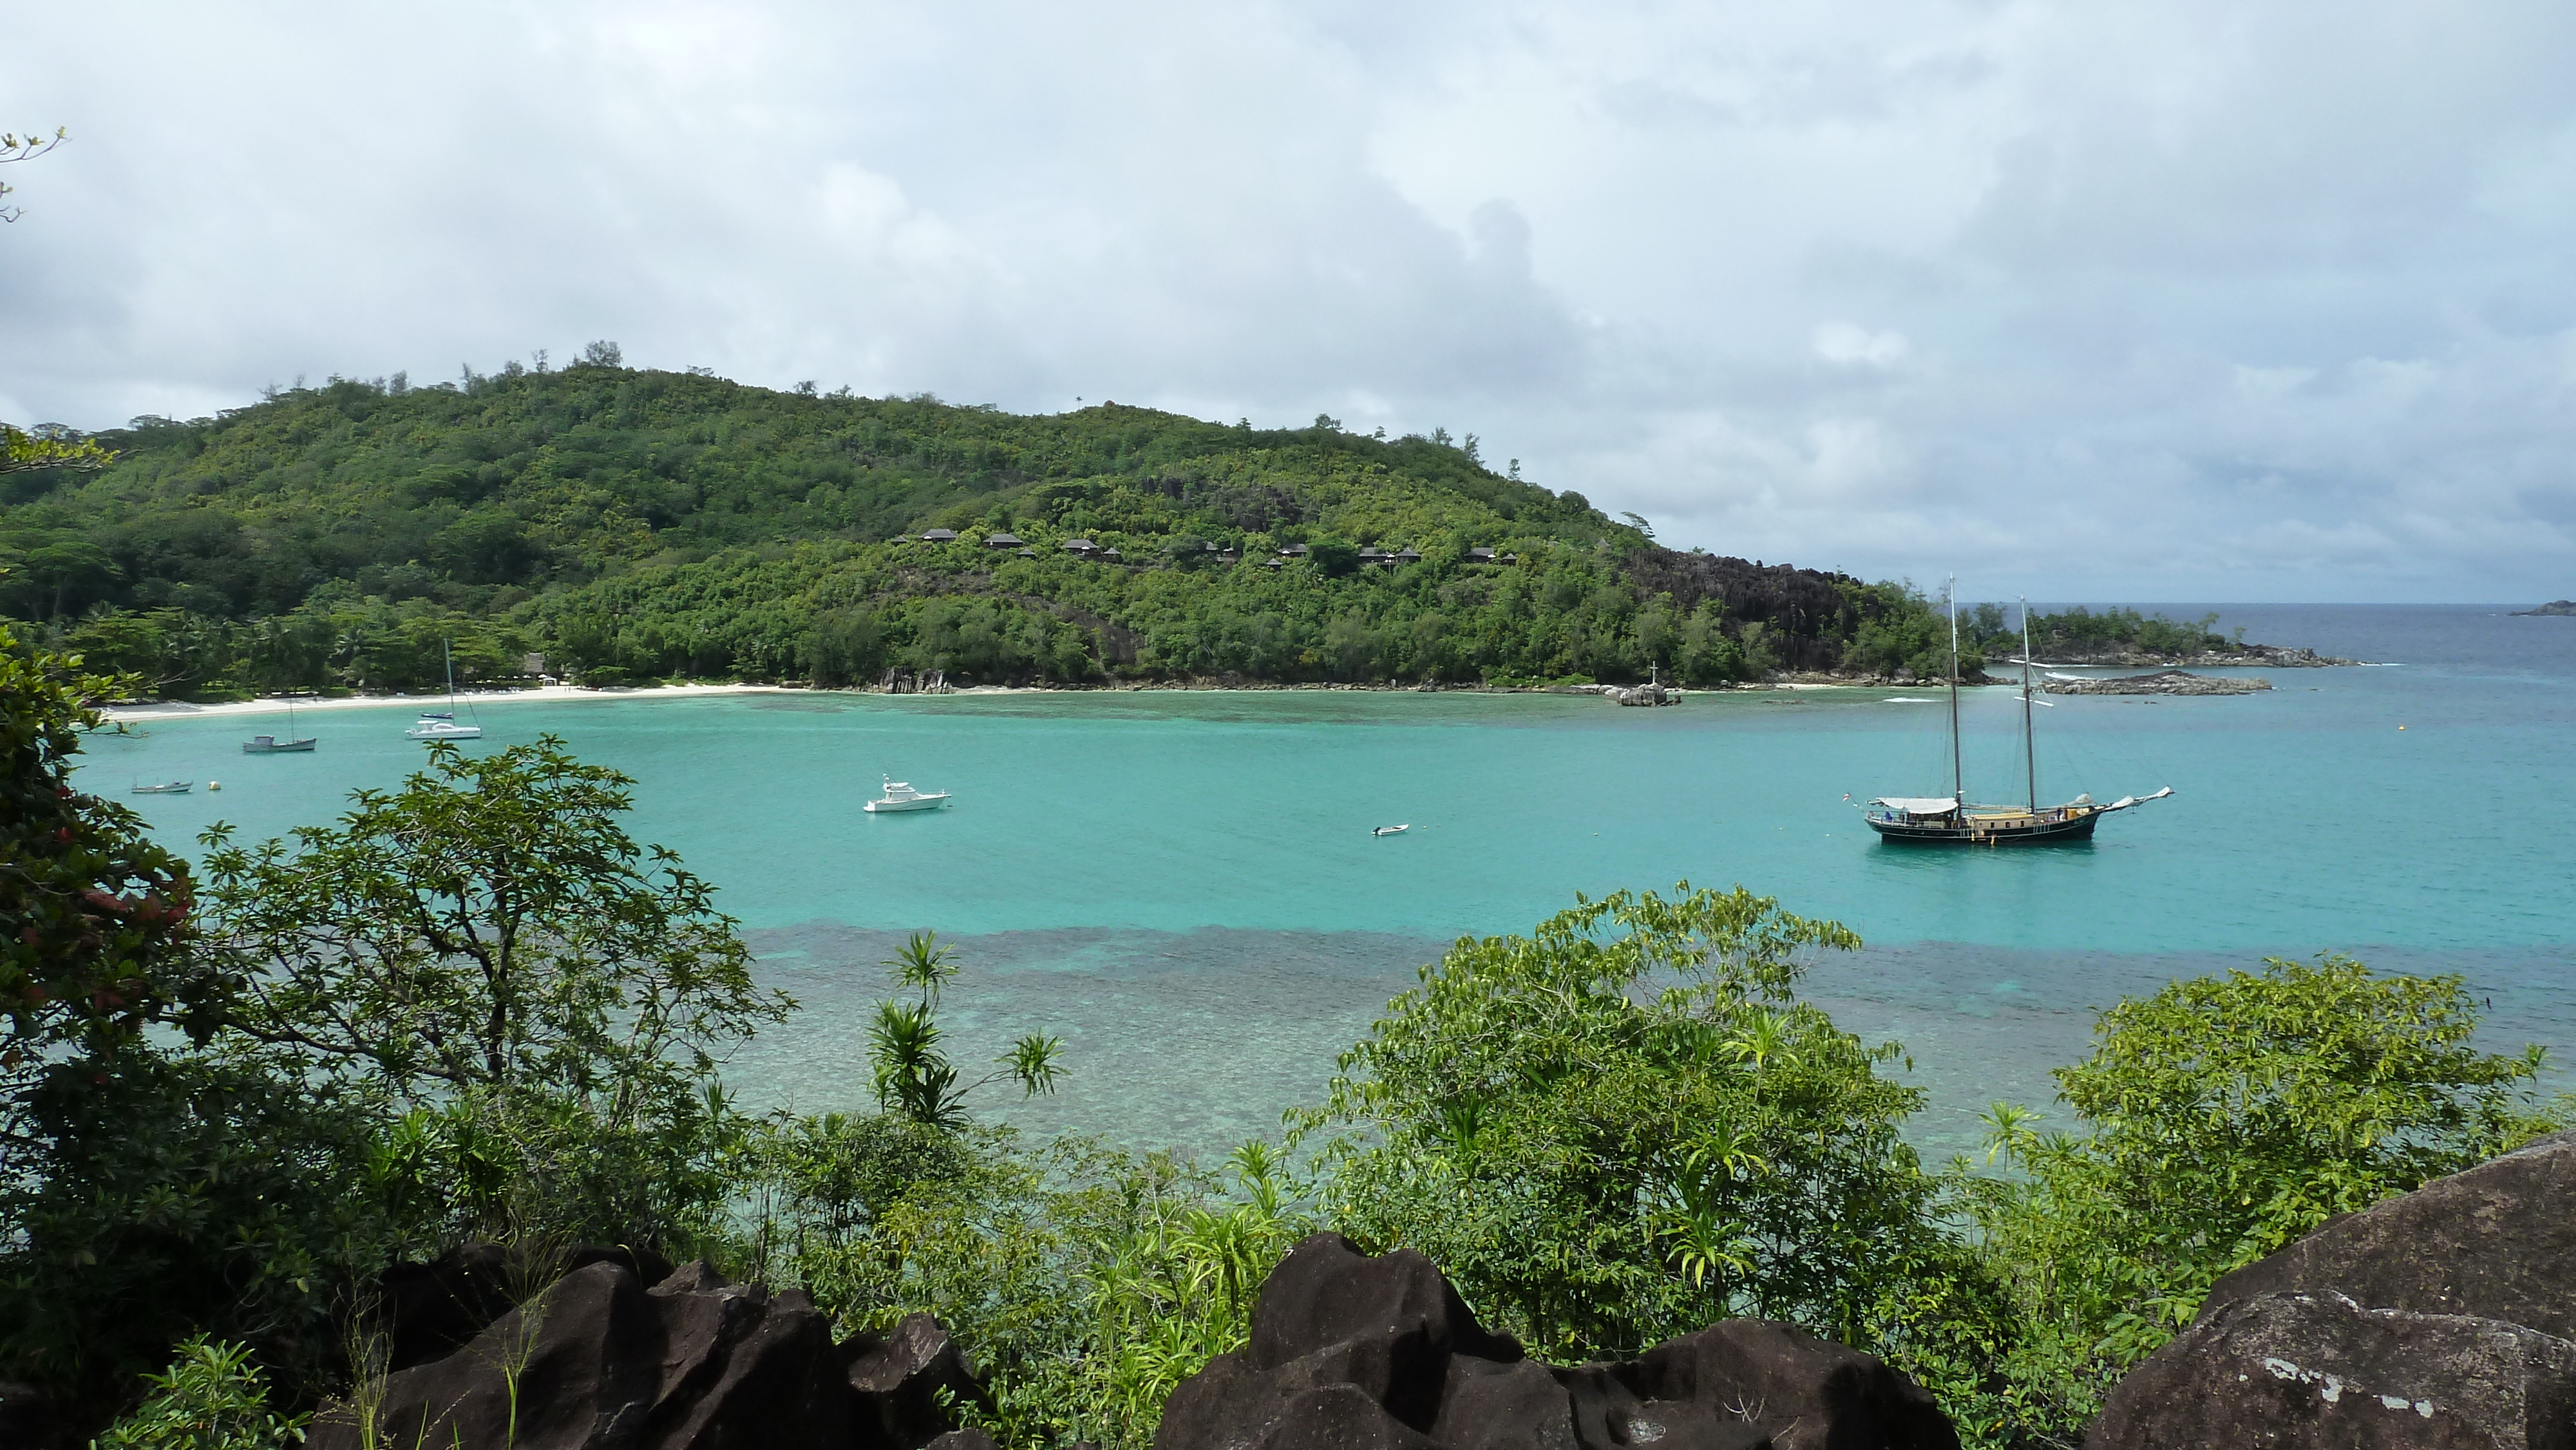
[863,777,952,813]
[405,641,484,740]
[1863,587,2172,845]
[244,695,318,753]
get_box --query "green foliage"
[1,625,216,1062]
[1294,883,1979,1364]
[3,1050,388,1437]
[751,1118,1308,1450]
[1967,604,2235,660]
[198,737,790,1247]
[868,932,1063,1129]
[90,1336,303,1450]
[1955,954,2560,1443]
[3,369,1953,690]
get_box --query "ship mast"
[2020,598,2036,812]
[1947,577,1964,807]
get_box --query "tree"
[0,624,213,1068]
[199,737,792,1242]
[1296,884,1973,1362]
[1,625,375,1440]
[1961,954,2562,1440]
[867,931,1062,1129]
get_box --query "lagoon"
[80,604,2576,1158]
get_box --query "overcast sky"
[6,2,2573,601]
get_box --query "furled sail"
[1872,797,1961,814]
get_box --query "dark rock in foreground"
[372,1241,676,1373]
[309,1254,970,1450]
[2040,670,2269,696]
[1160,1232,1958,1450]
[2088,1131,2576,1449]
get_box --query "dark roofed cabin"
[984,532,1025,548]
[1278,543,1310,557]
[1063,538,1099,553]
[1466,547,1495,562]
[1392,547,1421,563]
[920,529,959,543]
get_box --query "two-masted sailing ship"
[1863,586,2172,845]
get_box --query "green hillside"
[1,360,1962,695]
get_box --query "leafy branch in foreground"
[0,125,69,224]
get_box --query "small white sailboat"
[244,695,318,753]
[406,641,484,741]
[862,776,951,813]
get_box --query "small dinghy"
[864,776,952,813]
[133,780,193,795]
[1372,824,1410,836]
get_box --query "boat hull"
[1867,810,2101,846]
[863,795,950,813]
[406,727,484,741]
[243,738,318,753]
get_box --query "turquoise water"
[79,605,2576,1156]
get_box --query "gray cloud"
[3,0,2570,600]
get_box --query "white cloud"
[1814,323,1910,368]
[1,0,2571,600]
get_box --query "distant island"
[0,361,2344,696]
[2512,599,2576,617]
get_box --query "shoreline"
[96,662,2300,724]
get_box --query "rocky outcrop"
[2087,1131,2576,1449]
[2512,601,2576,617]
[2040,670,2270,696]
[371,1241,676,1373]
[309,1254,974,1450]
[1160,1233,1956,1450]
[2034,643,2354,668]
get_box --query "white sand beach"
[101,681,802,724]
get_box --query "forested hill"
[1,362,1964,695]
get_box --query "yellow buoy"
[209,780,222,790]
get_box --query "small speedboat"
[1372,824,1410,836]
[863,777,952,813]
[133,780,193,795]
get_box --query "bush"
[1293,884,1980,1362]
[89,1337,303,1450]
[748,1116,1309,1450]
[1956,954,2562,1442]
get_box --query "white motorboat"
[863,777,951,813]
[406,641,486,740]
[133,780,193,795]
[1372,824,1410,836]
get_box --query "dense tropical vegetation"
[4,623,2555,1448]
[3,357,2007,694]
